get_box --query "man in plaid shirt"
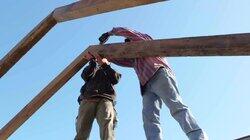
[95,27,208,140]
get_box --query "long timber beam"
[0,0,165,78]
[89,33,250,58]
[0,13,57,78]
[53,0,165,22]
[1,32,250,139]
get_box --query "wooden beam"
[0,12,57,78]
[2,32,250,139]
[53,0,165,22]
[88,33,250,58]
[0,51,89,140]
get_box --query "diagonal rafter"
[1,32,250,139]
[0,0,165,78]
[0,13,57,78]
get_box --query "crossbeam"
[89,33,250,58]
[0,0,165,78]
[1,32,250,139]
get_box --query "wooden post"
[53,0,165,22]
[0,51,89,140]
[0,12,57,78]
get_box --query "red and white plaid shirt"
[109,27,171,86]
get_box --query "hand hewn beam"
[0,12,57,78]
[53,0,165,22]
[0,51,89,140]
[88,33,250,58]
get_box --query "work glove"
[99,32,110,44]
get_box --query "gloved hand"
[99,32,110,44]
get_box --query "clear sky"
[1,0,250,140]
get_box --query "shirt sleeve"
[110,58,135,68]
[109,27,153,41]
[81,60,97,82]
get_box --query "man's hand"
[97,58,110,66]
[100,58,110,65]
[99,32,110,44]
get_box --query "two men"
[75,57,121,140]
[96,27,208,140]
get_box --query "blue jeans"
[142,68,207,140]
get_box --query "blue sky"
[1,0,250,139]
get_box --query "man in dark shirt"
[75,57,121,140]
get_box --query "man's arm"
[109,27,152,41]
[81,59,96,82]
[111,58,135,68]
[99,27,152,44]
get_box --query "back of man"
[96,27,208,140]
[75,58,121,140]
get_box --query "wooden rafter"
[0,13,57,78]
[0,50,89,140]
[53,0,165,22]
[0,0,165,78]
[1,32,250,139]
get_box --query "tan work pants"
[75,98,117,140]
